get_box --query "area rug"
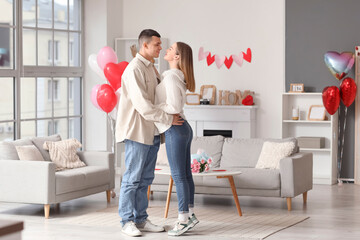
[63,205,309,239]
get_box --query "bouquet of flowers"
[191,149,212,173]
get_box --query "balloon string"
[338,106,348,182]
[107,114,116,153]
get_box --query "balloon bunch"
[323,51,356,185]
[322,51,356,114]
[88,47,129,120]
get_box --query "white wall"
[84,0,285,149]
[83,0,122,150]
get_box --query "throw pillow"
[15,145,45,161]
[255,141,295,169]
[32,134,62,161]
[0,138,34,160]
[43,138,85,171]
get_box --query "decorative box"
[297,137,325,149]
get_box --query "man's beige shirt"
[115,53,173,145]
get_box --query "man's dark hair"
[138,29,161,48]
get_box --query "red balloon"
[104,61,129,91]
[322,86,340,115]
[340,77,357,107]
[96,84,117,113]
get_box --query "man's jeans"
[118,136,160,226]
[164,121,195,213]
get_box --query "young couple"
[115,29,198,237]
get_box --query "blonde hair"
[176,42,195,92]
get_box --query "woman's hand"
[171,114,184,125]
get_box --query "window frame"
[0,0,84,141]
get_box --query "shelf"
[283,120,331,124]
[283,92,322,96]
[300,148,331,152]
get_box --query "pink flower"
[192,159,197,164]
[208,158,212,164]
[201,159,205,164]
[205,164,208,168]
[205,166,209,172]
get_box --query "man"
[115,29,183,237]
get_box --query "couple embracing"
[115,29,198,237]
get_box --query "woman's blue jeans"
[164,121,195,213]
[118,136,160,226]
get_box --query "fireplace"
[184,105,257,138]
[203,129,232,138]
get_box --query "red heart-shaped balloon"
[242,95,253,105]
[243,48,252,63]
[206,53,215,66]
[322,86,340,115]
[96,84,117,113]
[104,61,129,91]
[340,77,357,107]
[224,56,233,69]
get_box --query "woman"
[155,42,198,236]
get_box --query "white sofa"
[150,135,313,211]
[0,135,115,218]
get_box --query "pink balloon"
[97,46,118,70]
[90,84,102,110]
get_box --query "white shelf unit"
[114,38,168,74]
[282,92,338,185]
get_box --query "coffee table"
[149,167,242,218]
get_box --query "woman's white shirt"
[155,69,187,133]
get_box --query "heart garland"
[199,47,252,69]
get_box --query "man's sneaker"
[188,213,199,230]
[168,218,192,236]
[136,219,165,232]
[122,221,142,237]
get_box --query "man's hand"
[172,114,184,125]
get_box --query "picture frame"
[307,105,326,121]
[200,85,216,105]
[185,93,200,105]
[289,83,304,93]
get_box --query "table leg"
[164,176,174,218]
[147,185,151,201]
[217,176,242,216]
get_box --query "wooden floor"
[0,176,360,240]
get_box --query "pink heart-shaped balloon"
[232,54,243,67]
[198,47,209,61]
[215,55,226,68]
[324,51,354,81]
[96,84,118,113]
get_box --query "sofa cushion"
[56,166,110,195]
[43,138,85,171]
[190,135,224,168]
[255,141,295,169]
[0,139,34,160]
[32,134,62,161]
[201,167,281,190]
[265,137,298,155]
[15,145,45,161]
[220,138,265,168]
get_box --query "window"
[48,40,60,63]
[0,0,83,142]
[48,79,60,101]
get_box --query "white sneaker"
[188,213,199,230]
[122,221,142,237]
[136,219,165,232]
[168,218,192,236]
